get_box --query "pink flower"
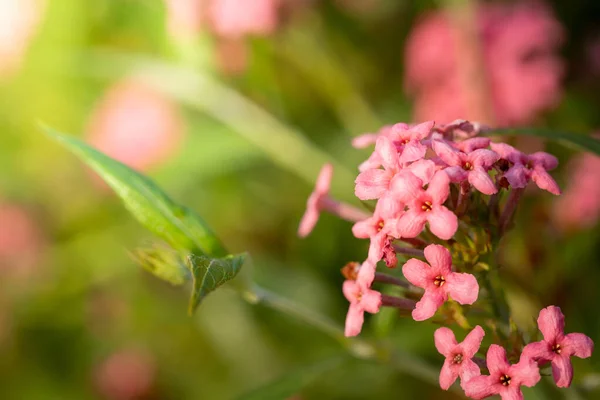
[491,142,561,195]
[522,306,594,388]
[402,244,478,321]
[433,140,499,195]
[355,136,401,200]
[434,326,485,390]
[387,121,435,164]
[391,170,457,240]
[464,345,541,400]
[209,0,279,39]
[342,279,382,337]
[164,0,204,39]
[298,164,333,238]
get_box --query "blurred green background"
[0,0,599,399]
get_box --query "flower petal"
[434,327,458,356]
[521,341,553,364]
[427,171,451,204]
[298,205,319,238]
[469,149,500,168]
[342,280,359,302]
[396,209,427,238]
[511,356,541,388]
[562,333,594,359]
[486,345,510,376]
[530,152,558,170]
[355,169,392,200]
[439,359,459,390]
[389,170,424,203]
[351,217,377,239]
[531,167,561,195]
[445,272,479,305]
[461,326,485,358]
[315,163,333,194]
[360,288,382,314]
[538,306,565,343]
[412,290,446,321]
[444,166,468,183]
[459,359,482,386]
[427,205,458,240]
[408,159,436,184]
[504,165,529,189]
[490,142,524,164]
[551,355,573,388]
[375,136,399,171]
[456,137,490,153]
[468,167,498,195]
[402,258,431,288]
[358,151,382,172]
[356,260,376,287]
[463,375,498,400]
[352,133,378,149]
[344,304,364,337]
[433,140,462,166]
[424,244,452,275]
[499,388,525,400]
[409,120,435,140]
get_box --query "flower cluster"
[298,119,594,397]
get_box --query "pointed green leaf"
[131,245,189,285]
[484,128,600,155]
[236,356,345,400]
[187,253,247,313]
[43,125,227,257]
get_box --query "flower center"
[500,374,511,386]
[377,220,385,232]
[552,343,562,355]
[452,353,463,364]
[496,159,510,172]
[421,201,433,212]
[433,275,446,287]
[462,161,473,171]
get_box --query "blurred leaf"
[131,245,189,285]
[43,125,227,258]
[485,128,600,155]
[236,355,345,400]
[187,253,247,314]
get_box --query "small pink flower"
[453,137,492,153]
[402,244,478,321]
[355,136,401,200]
[434,326,485,390]
[391,170,458,240]
[298,163,333,237]
[491,142,561,195]
[342,279,382,337]
[388,121,435,164]
[433,140,499,195]
[464,345,541,400]
[522,306,594,388]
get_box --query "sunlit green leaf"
[187,253,247,314]
[131,245,189,285]
[485,128,600,155]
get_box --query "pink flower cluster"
[404,1,564,126]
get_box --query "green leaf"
[484,128,600,155]
[130,245,189,285]
[43,125,227,257]
[187,253,247,314]
[236,356,345,400]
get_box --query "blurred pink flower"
[164,0,205,39]
[0,0,44,77]
[0,203,44,278]
[553,153,600,231]
[405,2,564,126]
[209,0,279,39]
[86,79,184,172]
[95,349,156,400]
[298,163,333,237]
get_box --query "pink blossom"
[404,2,563,126]
[355,136,401,200]
[86,79,184,172]
[433,140,499,195]
[464,345,541,400]
[298,163,333,237]
[491,142,561,195]
[209,0,279,39]
[402,244,478,321]
[387,121,435,164]
[391,170,458,240]
[342,279,382,337]
[95,349,156,400]
[522,306,594,388]
[434,326,485,390]
[164,0,204,39]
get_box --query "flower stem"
[322,197,371,222]
[381,295,416,310]
[374,272,410,288]
[499,188,524,235]
[392,245,425,258]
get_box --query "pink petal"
[412,290,446,321]
[375,136,399,171]
[407,159,435,184]
[468,167,498,195]
[356,260,376,287]
[355,169,392,200]
[445,272,479,305]
[439,359,459,390]
[444,166,468,183]
[424,244,452,275]
[408,120,435,140]
[551,355,573,388]
[396,209,427,238]
[376,194,404,220]
[427,206,458,240]
[461,326,485,358]
[389,170,424,203]
[490,142,523,164]
[433,140,462,166]
[434,327,458,356]
[427,171,450,205]
[499,388,525,400]
[399,142,427,164]
[402,258,431,288]
[342,280,359,302]
[298,206,319,238]
[521,341,553,364]
[459,359,482,385]
[456,137,490,153]
[531,167,561,195]
[360,288,382,314]
[463,375,497,399]
[315,163,333,194]
[504,165,529,189]
[367,232,386,263]
[486,345,511,376]
[352,133,378,149]
[530,152,558,170]
[562,333,594,359]
[358,151,382,172]
[511,356,541,388]
[344,303,364,337]
[469,149,499,168]
[352,217,378,239]
[538,306,565,343]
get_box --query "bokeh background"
[1,0,599,399]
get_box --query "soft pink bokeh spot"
[95,349,156,400]
[405,2,564,126]
[86,79,184,172]
[164,0,205,39]
[0,0,44,78]
[0,203,44,278]
[209,0,279,39]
